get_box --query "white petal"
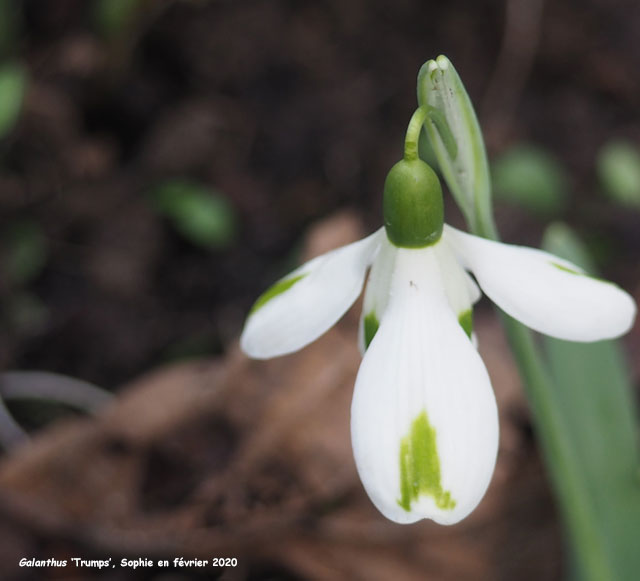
[241,229,384,359]
[358,237,397,354]
[445,225,637,341]
[351,246,499,525]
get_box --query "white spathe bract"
[240,226,636,524]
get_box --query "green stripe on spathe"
[398,410,456,512]
[363,311,380,349]
[458,309,473,338]
[249,273,306,315]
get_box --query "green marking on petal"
[363,311,380,349]
[551,261,582,275]
[249,273,306,315]
[458,309,473,338]
[550,261,607,282]
[398,410,456,512]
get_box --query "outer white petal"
[351,246,499,525]
[445,225,637,342]
[358,237,397,354]
[241,229,384,359]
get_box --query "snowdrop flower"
[240,140,636,527]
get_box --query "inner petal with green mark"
[250,273,306,314]
[458,309,473,338]
[398,410,456,512]
[363,311,380,349]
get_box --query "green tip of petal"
[363,311,380,350]
[249,273,306,315]
[398,410,456,512]
[458,309,473,338]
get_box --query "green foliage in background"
[3,220,50,337]
[542,223,640,581]
[151,179,237,250]
[492,145,570,216]
[94,0,141,39]
[597,140,640,209]
[0,0,20,57]
[0,62,26,139]
[4,220,48,286]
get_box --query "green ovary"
[398,411,456,512]
[250,273,306,314]
[383,159,444,248]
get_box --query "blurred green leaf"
[542,223,596,274]
[597,140,640,209]
[151,180,237,249]
[0,62,26,139]
[0,0,21,57]
[492,145,569,216]
[94,0,140,39]
[542,223,640,581]
[5,220,48,285]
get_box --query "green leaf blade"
[543,223,640,581]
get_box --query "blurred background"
[0,0,638,579]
